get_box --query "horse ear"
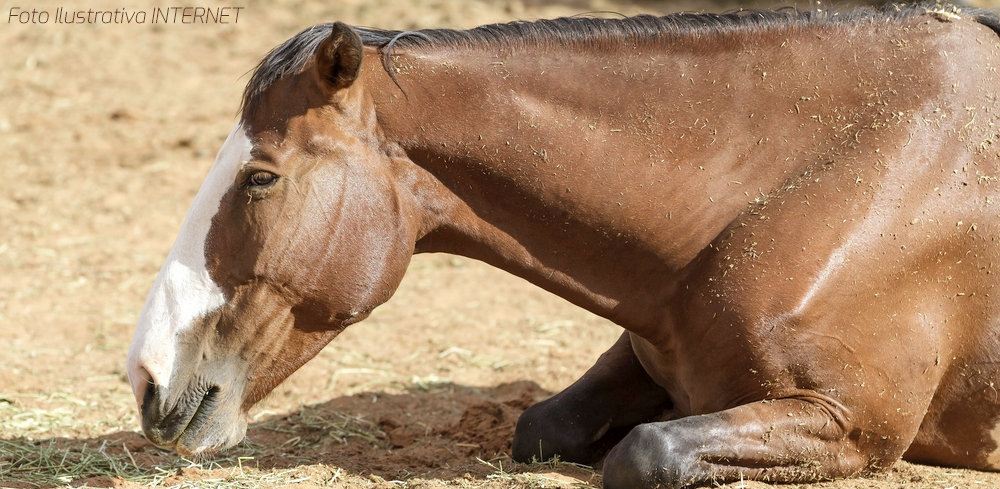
[315,22,364,92]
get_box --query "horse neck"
[360,32,864,334]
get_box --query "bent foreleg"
[603,396,871,488]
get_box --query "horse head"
[125,23,422,454]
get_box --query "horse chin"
[173,416,248,456]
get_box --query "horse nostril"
[139,381,162,430]
[127,363,155,413]
[143,381,158,412]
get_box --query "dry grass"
[0,393,603,488]
[0,431,318,488]
[479,457,602,489]
[0,400,382,488]
[1,437,272,488]
[2,437,150,486]
[252,403,386,448]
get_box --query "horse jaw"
[125,124,251,436]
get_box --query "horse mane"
[240,2,994,122]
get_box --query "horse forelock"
[238,2,986,124]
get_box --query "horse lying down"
[126,3,1000,487]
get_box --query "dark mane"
[239,3,990,122]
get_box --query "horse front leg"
[602,395,870,488]
[512,332,672,464]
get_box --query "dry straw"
[0,400,382,488]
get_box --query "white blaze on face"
[126,124,252,412]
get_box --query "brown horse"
[126,3,1000,487]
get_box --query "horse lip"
[180,385,223,442]
[142,383,222,450]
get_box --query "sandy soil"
[5,0,1000,487]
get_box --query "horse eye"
[247,171,277,188]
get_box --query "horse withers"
[126,4,1000,487]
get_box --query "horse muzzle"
[139,376,248,455]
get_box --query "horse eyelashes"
[246,171,278,188]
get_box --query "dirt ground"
[7,0,1000,488]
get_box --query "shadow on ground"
[0,381,607,488]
